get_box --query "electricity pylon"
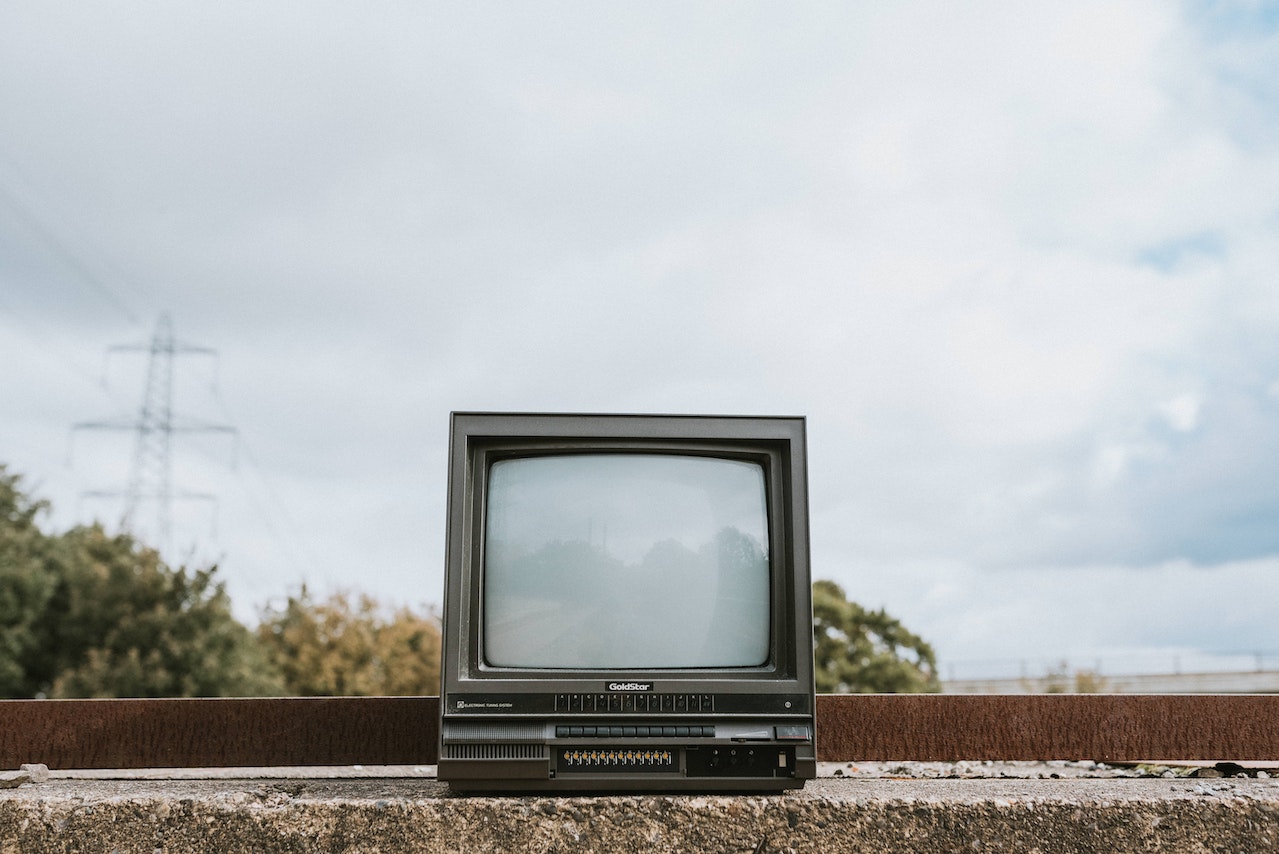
[73,313,236,554]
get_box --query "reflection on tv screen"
[483,454,771,669]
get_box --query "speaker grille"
[442,743,548,760]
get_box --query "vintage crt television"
[438,412,815,792]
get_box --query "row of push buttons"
[555,693,715,712]
[554,724,716,738]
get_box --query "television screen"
[483,453,771,669]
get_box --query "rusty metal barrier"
[2,695,1276,770]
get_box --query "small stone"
[20,764,50,783]
[0,771,31,789]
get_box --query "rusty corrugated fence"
[2,695,1276,769]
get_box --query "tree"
[34,525,284,698]
[812,579,940,693]
[0,464,283,698]
[0,466,56,697]
[257,588,441,696]
[1035,661,1107,694]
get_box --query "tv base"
[439,717,816,794]
[444,776,811,794]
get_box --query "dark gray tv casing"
[438,413,816,792]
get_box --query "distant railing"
[945,670,1279,695]
[3,695,1278,769]
[943,650,1279,682]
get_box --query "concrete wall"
[4,772,1278,852]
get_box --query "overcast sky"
[2,1,1277,678]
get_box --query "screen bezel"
[442,413,813,697]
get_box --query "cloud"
[847,555,1279,673]
[0,1,1277,666]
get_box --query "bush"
[813,579,940,693]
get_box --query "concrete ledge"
[3,771,1278,853]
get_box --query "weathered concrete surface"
[2,771,1278,853]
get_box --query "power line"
[0,151,148,391]
[0,178,141,325]
[207,384,325,584]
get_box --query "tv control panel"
[447,692,810,716]
[555,724,716,738]
[555,692,714,712]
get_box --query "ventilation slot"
[442,722,545,743]
[443,743,548,761]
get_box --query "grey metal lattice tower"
[74,314,236,553]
